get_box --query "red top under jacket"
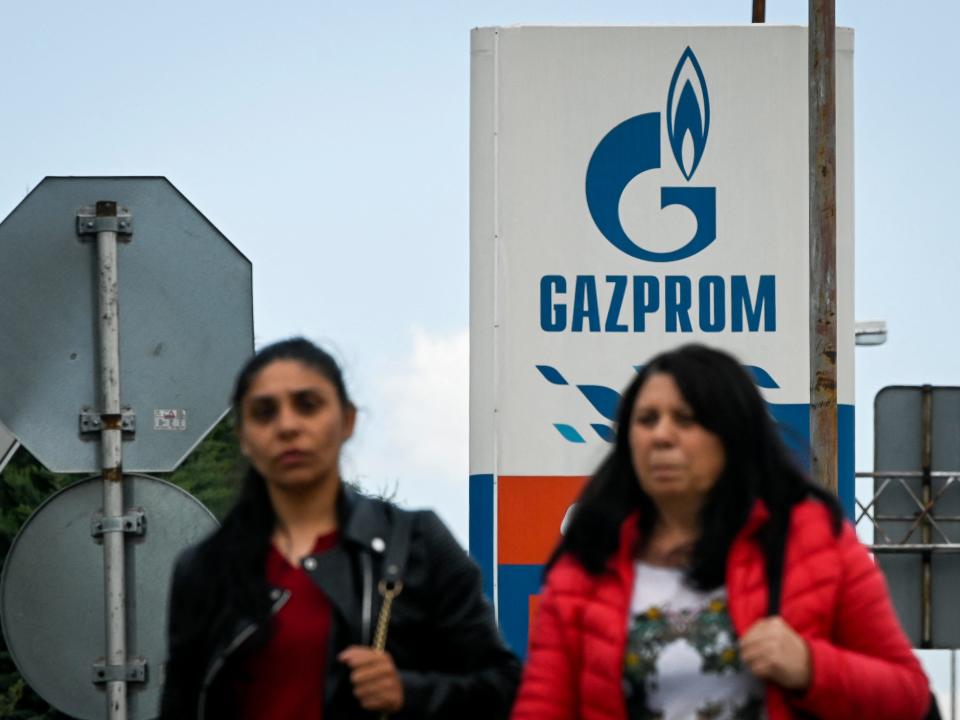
[237,531,338,720]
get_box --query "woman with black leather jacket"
[160,337,519,719]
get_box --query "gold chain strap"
[372,579,403,650]
[373,578,403,720]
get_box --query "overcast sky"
[2,0,958,704]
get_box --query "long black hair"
[191,337,354,624]
[549,343,841,590]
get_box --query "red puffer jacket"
[511,500,930,720]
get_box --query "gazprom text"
[539,274,776,333]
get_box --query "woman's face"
[628,372,726,511]
[238,359,355,492]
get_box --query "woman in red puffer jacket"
[511,344,930,720]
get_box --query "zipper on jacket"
[361,551,373,645]
[197,588,290,720]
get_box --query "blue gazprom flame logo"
[667,47,710,181]
[585,47,716,262]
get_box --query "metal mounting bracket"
[92,657,147,684]
[91,509,146,539]
[76,208,133,238]
[79,406,136,435]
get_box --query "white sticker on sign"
[154,409,187,431]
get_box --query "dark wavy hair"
[549,343,841,590]
[196,337,353,623]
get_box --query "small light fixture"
[855,320,887,346]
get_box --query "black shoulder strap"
[765,515,788,616]
[382,507,414,587]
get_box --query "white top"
[624,561,765,720]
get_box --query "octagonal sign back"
[0,177,253,472]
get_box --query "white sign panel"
[468,26,854,656]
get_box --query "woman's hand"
[739,616,811,690]
[338,646,405,713]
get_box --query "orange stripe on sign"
[497,475,588,565]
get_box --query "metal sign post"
[83,200,132,719]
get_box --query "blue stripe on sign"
[536,364,568,385]
[468,474,494,602]
[746,365,780,389]
[591,423,615,442]
[554,423,586,443]
[838,404,855,521]
[576,384,620,421]
[767,403,855,520]
[497,564,545,661]
[767,403,811,471]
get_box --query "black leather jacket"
[160,487,520,719]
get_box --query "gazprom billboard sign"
[469,26,854,657]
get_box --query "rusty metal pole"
[752,0,766,23]
[809,0,838,495]
[96,200,128,720]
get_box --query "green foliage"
[0,417,243,718]
[159,415,244,521]
[0,454,72,563]
[0,678,24,716]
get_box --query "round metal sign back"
[0,475,218,719]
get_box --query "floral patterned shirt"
[624,562,765,720]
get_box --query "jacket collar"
[299,485,391,685]
[337,483,392,552]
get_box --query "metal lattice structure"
[858,470,960,552]
[857,469,959,719]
